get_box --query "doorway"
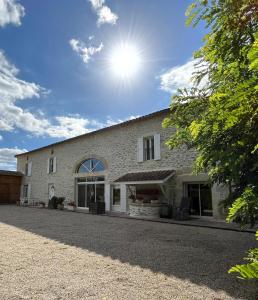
[77,177,105,208]
[186,183,213,217]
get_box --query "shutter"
[104,184,111,211]
[154,134,161,160]
[137,137,144,162]
[27,184,31,199]
[28,162,32,176]
[53,157,57,173]
[47,158,50,174]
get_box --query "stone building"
[16,109,227,219]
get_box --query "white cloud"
[0,0,25,27]
[0,50,97,139]
[89,0,105,10]
[159,58,208,94]
[0,147,27,170]
[0,51,142,140]
[70,39,103,64]
[97,6,118,26]
[88,0,118,26]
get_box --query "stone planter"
[129,203,161,218]
[67,205,76,211]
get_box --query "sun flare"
[109,43,142,79]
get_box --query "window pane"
[96,184,105,203]
[78,185,86,207]
[77,178,86,183]
[188,184,200,216]
[113,187,120,205]
[23,185,28,197]
[200,184,213,216]
[151,136,154,159]
[87,184,95,205]
[78,159,105,173]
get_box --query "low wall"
[129,203,161,218]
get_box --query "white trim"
[47,158,50,174]
[120,184,127,212]
[104,183,111,211]
[27,162,32,176]
[27,183,31,199]
[53,157,57,173]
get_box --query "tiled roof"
[114,170,175,183]
[0,170,23,176]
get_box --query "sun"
[109,42,142,80]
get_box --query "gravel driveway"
[0,206,257,300]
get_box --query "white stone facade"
[16,109,227,219]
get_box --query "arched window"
[77,158,105,173]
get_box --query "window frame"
[23,185,28,198]
[77,158,105,174]
[143,135,155,161]
[49,157,54,173]
[112,185,121,206]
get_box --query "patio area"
[0,205,257,300]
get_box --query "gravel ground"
[0,206,257,300]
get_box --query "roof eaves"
[15,108,170,157]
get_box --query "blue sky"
[0,0,206,169]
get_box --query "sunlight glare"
[109,43,142,80]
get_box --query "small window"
[112,186,120,205]
[23,185,28,198]
[143,136,154,161]
[49,157,54,173]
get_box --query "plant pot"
[67,205,76,211]
[57,203,64,210]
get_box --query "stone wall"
[16,110,226,218]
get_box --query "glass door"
[187,183,213,217]
[77,177,105,208]
[87,184,95,206]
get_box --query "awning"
[114,170,175,184]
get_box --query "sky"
[0,0,206,170]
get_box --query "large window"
[77,158,105,173]
[143,136,154,161]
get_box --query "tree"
[164,0,258,279]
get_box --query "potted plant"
[67,201,76,211]
[57,197,65,210]
[39,201,45,208]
